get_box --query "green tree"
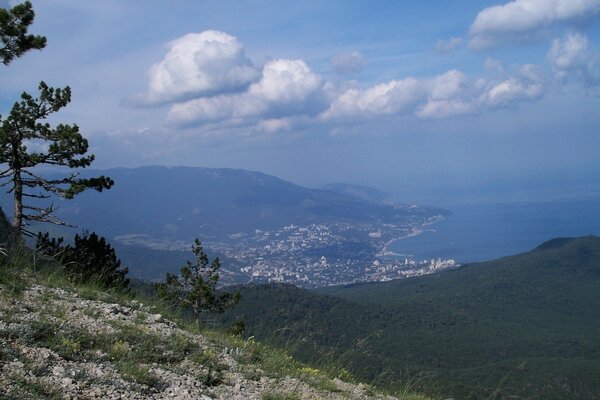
[36,231,129,290]
[0,82,113,232]
[156,239,240,326]
[0,1,46,227]
[0,1,46,65]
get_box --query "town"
[205,221,459,288]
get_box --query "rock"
[53,365,65,376]
[1,283,400,400]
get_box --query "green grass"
[118,361,162,388]
[261,393,302,400]
[2,374,63,399]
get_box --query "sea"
[388,194,600,264]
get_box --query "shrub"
[36,232,129,290]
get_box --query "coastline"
[377,215,446,257]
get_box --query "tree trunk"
[12,168,22,231]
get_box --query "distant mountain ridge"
[0,166,446,282]
[321,183,390,203]
[221,236,600,400]
[20,166,442,240]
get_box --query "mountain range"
[1,166,445,282]
[45,166,438,239]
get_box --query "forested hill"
[221,236,600,399]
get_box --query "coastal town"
[205,221,459,288]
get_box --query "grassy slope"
[0,241,431,400]
[222,237,600,399]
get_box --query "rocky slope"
[0,282,407,400]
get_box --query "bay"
[389,198,600,263]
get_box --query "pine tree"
[156,239,240,326]
[0,1,46,65]
[0,1,46,227]
[0,82,113,232]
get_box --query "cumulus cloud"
[480,64,545,106]
[323,70,475,120]
[427,70,469,100]
[469,0,600,49]
[144,30,260,105]
[134,29,553,133]
[330,51,365,75]
[323,66,547,121]
[416,99,473,118]
[322,78,423,119]
[417,70,475,118]
[167,59,327,127]
[435,37,463,53]
[548,33,600,85]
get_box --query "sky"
[1,0,600,204]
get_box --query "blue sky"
[1,0,600,203]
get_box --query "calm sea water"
[389,198,600,263]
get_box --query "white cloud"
[257,118,294,133]
[417,70,475,118]
[548,33,600,85]
[469,0,600,49]
[416,99,473,118]
[435,37,463,53]
[167,59,327,127]
[144,30,260,105]
[330,51,365,75]
[427,70,469,100]
[132,29,553,132]
[324,70,473,120]
[480,64,545,106]
[324,66,546,121]
[322,78,424,119]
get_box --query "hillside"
[221,236,600,399]
[0,252,430,400]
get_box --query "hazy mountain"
[321,183,390,203]
[0,166,445,282]
[220,236,600,399]
[32,166,441,240]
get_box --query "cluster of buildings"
[206,222,459,288]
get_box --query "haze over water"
[389,183,600,263]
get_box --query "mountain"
[44,166,438,240]
[1,166,446,284]
[321,183,390,203]
[220,236,600,399]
